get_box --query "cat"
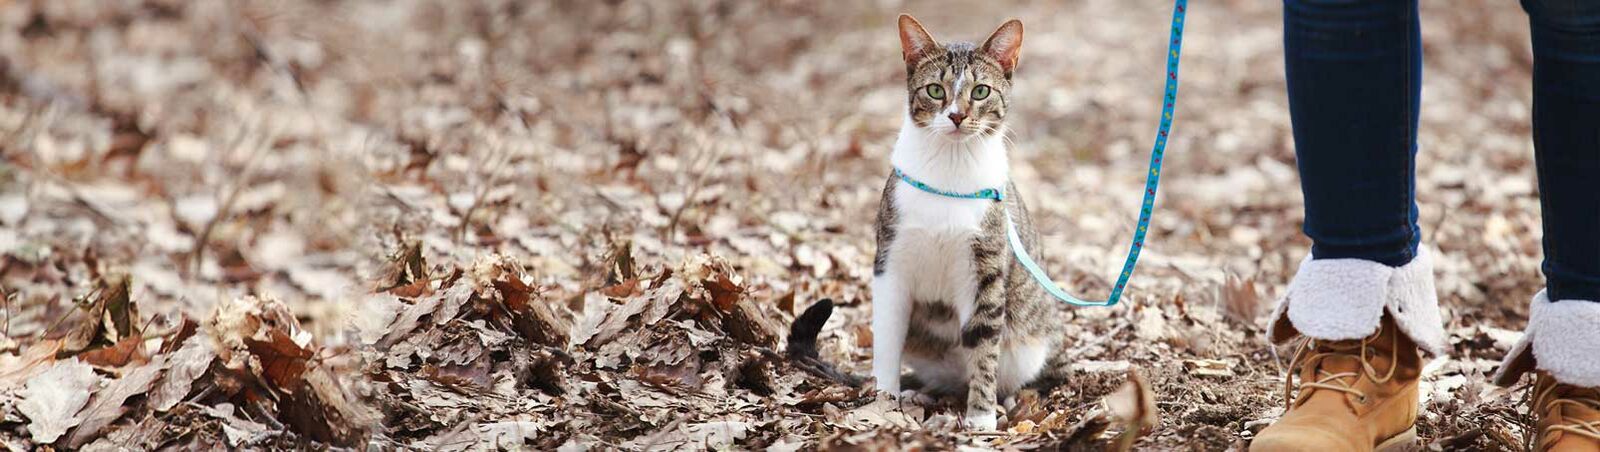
[870,14,1068,431]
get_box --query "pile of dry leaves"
[0,242,1162,450]
[0,274,373,450]
[358,246,1162,450]
[0,0,1552,449]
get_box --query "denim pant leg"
[1284,0,1423,267]
[1523,0,1600,302]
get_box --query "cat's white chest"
[880,116,1011,312]
[886,185,992,310]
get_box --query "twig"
[662,132,721,242]
[1066,322,1131,359]
[659,97,739,242]
[454,140,511,245]
[637,416,689,452]
[0,284,9,337]
[187,128,265,277]
[38,289,98,340]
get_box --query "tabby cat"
[871,15,1066,431]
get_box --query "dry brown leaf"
[149,336,217,412]
[279,366,377,447]
[422,354,493,389]
[682,420,750,449]
[377,290,447,349]
[851,323,873,350]
[600,278,643,298]
[1183,359,1235,377]
[19,358,102,444]
[632,356,703,391]
[0,339,65,389]
[1221,273,1262,326]
[586,290,665,349]
[199,403,274,447]
[245,328,315,389]
[97,275,139,344]
[1008,389,1048,424]
[353,293,404,346]
[63,275,141,355]
[375,240,427,293]
[603,239,637,285]
[78,335,147,369]
[704,273,744,313]
[65,355,166,447]
[388,280,432,299]
[1104,369,1159,451]
[476,421,542,449]
[496,275,569,347]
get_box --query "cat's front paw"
[872,379,901,397]
[871,371,901,396]
[963,410,998,431]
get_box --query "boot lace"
[1282,328,1401,409]
[1537,381,1600,445]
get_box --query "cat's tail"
[785,298,834,359]
[784,299,865,385]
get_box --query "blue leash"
[893,0,1187,307]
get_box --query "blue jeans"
[1285,0,1600,301]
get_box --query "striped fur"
[873,15,1067,431]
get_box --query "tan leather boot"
[1530,372,1600,452]
[1250,315,1422,452]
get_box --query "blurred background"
[0,0,1549,449]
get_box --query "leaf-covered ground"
[0,0,1549,449]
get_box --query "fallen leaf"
[19,358,102,444]
[837,397,920,431]
[1104,369,1159,451]
[377,291,446,349]
[149,336,217,412]
[1183,359,1235,377]
[246,328,314,389]
[600,278,643,298]
[851,323,872,350]
[1221,273,1261,325]
[353,293,404,346]
[1134,308,1167,342]
[63,275,141,355]
[66,355,167,447]
[682,420,749,449]
[375,240,427,292]
[0,339,64,389]
[200,403,274,447]
[78,336,147,369]
[477,421,541,448]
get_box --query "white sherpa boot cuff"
[1268,248,1446,356]
[1493,290,1600,387]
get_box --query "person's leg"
[1493,2,1600,449]
[1286,0,1423,267]
[1526,0,1600,304]
[1254,1,1445,450]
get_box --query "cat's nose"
[948,112,967,126]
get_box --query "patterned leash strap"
[1008,0,1187,307]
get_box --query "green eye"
[972,85,991,100]
[925,84,945,99]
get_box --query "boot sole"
[1376,426,1419,452]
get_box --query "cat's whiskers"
[879,16,1044,432]
[996,124,1022,153]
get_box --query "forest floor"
[0,0,1552,450]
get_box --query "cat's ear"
[898,14,938,67]
[981,19,1024,75]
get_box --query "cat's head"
[897,15,1023,141]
